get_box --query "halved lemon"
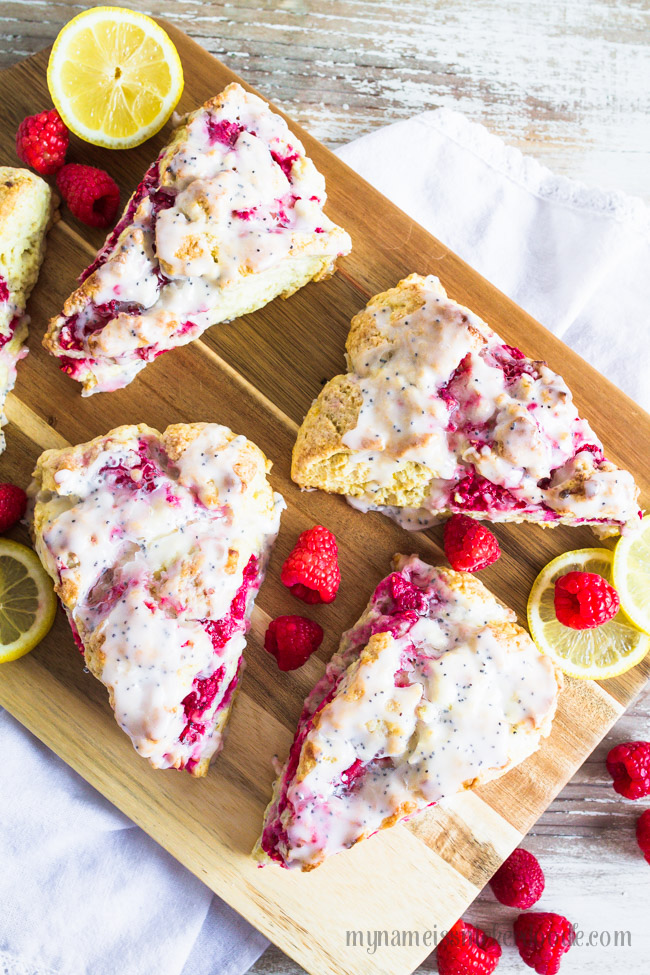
[47,7,184,149]
[527,548,649,679]
[613,515,650,635]
[0,540,57,663]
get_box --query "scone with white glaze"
[0,167,56,451]
[292,274,640,536]
[255,554,562,870]
[30,422,284,775]
[44,82,352,395]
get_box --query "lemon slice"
[527,548,650,679]
[0,540,57,663]
[47,7,184,149]
[613,515,650,635]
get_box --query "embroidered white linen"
[2,108,648,975]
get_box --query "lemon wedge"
[47,7,184,149]
[613,515,650,635]
[527,547,649,679]
[0,539,57,663]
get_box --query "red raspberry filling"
[0,277,9,303]
[207,118,243,147]
[452,467,529,513]
[271,148,299,179]
[178,555,259,751]
[60,158,175,373]
[79,158,173,283]
[373,570,429,614]
[0,315,21,350]
[260,564,429,865]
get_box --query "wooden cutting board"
[0,22,648,975]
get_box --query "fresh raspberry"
[636,809,650,864]
[443,514,500,572]
[489,848,545,909]
[437,919,501,975]
[280,525,340,604]
[554,571,619,629]
[264,615,324,671]
[606,741,650,800]
[56,164,120,228]
[0,483,27,533]
[514,912,575,975]
[15,109,68,175]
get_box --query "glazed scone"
[44,82,352,396]
[0,167,55,451]
[292,274,640,537]
[30,422,284,775]
[255,554,562,870]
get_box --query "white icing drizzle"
[32,424,284,771]
[340,275,639,530]
[263,555,560,869]
[47,83,351,394]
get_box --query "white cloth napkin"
[2,108,649,975]
[336,109,650,412]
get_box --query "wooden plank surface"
[0,15,649,975]
[1,0,648,202]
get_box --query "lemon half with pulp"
[0,539,57,663]
[527,547,649,679]
[48,7,184,149]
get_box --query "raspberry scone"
[0,167,55,451]
[30,423,284,775]
[292,274,640,537]
[44,82,352,396]
[255,554,562,870]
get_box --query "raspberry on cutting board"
[436,919,501,975]
[56,164,120,228]
[264,615,323,671]
[489,847,545,909]
[280,525,340,604]
[606,741,650,800]
[15,109,68,174]
[514,912,575,975]
[0,484,27,533]
[443,514,501,572]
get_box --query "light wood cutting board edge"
[0,21,648,975]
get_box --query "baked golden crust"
[30,420,283,776]
[292,274,640,535]
[255,554,562,870]
[0,167,57,452]
[43,83,351,396]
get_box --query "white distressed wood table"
[2,2,649,973]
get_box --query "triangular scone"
[255,554,562,870]
[292,274,640,536]
[43,82,352,395]
[30,423,284,775]
[0,167,55,451]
